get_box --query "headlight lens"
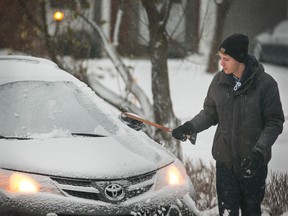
[9,173,40,193]
[0,168,64,195]
[154,159,188,190]
[166,164,185,186]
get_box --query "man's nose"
[220,60,225,67]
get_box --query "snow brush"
[120,111,197,145]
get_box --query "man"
[172,33,284,215]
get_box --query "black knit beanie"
[219,33,249,63]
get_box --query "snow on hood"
[0,134,174,179]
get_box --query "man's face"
[218,52,241,75]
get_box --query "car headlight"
[0,168,64,195]
[9,173,40,193]
[154,159,188,190]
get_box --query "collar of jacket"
[217,56,264,94]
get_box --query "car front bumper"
[0,187,196,216]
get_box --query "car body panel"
[0,184,193,215]
[0,135,173,179]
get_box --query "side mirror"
[118,112,143,131]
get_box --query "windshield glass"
[0,81,122,137]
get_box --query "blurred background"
[0,0,287,60]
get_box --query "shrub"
[185,159,288,215]
[184,159,217,210]
[263,171,288,216]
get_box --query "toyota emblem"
[104,183,125,201]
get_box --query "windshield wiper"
[0,135,31,140]
[71,133,106,138]
[0,134,107,139]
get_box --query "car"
[251,19,288,66]
[0,55,197,216]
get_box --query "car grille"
[55,206,173,216]
[50,171,156,203]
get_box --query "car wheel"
[252,41,262,61]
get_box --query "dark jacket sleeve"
[257,75,285,149]
[189,78,219,133]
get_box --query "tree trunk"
[141,0,182,159]
[186,0,200,53]
[206,0,233,73]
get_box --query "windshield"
[0,81,122,137]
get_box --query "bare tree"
[16,0,61,67]
[186,0,200,53]
[78,0,182,157]
[206,0,233,73]
[78,13,154,123]
[15,0,90,77]
[140,0,181,158]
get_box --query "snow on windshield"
[0,80,129,137]
[29,128,73,139]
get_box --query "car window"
[0,81,122,137]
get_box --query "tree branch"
[78,13,154,122]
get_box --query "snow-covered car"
[0,55,196,216]
[251,19,288,66]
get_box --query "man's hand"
[241,143,265,178]
[172,121,194,142]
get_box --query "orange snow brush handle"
[121,112,197,144]
[122,112,172,132]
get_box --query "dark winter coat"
[190,56,284,172]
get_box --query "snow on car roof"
[0,55,77,85]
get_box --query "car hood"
[0,134,174,179]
